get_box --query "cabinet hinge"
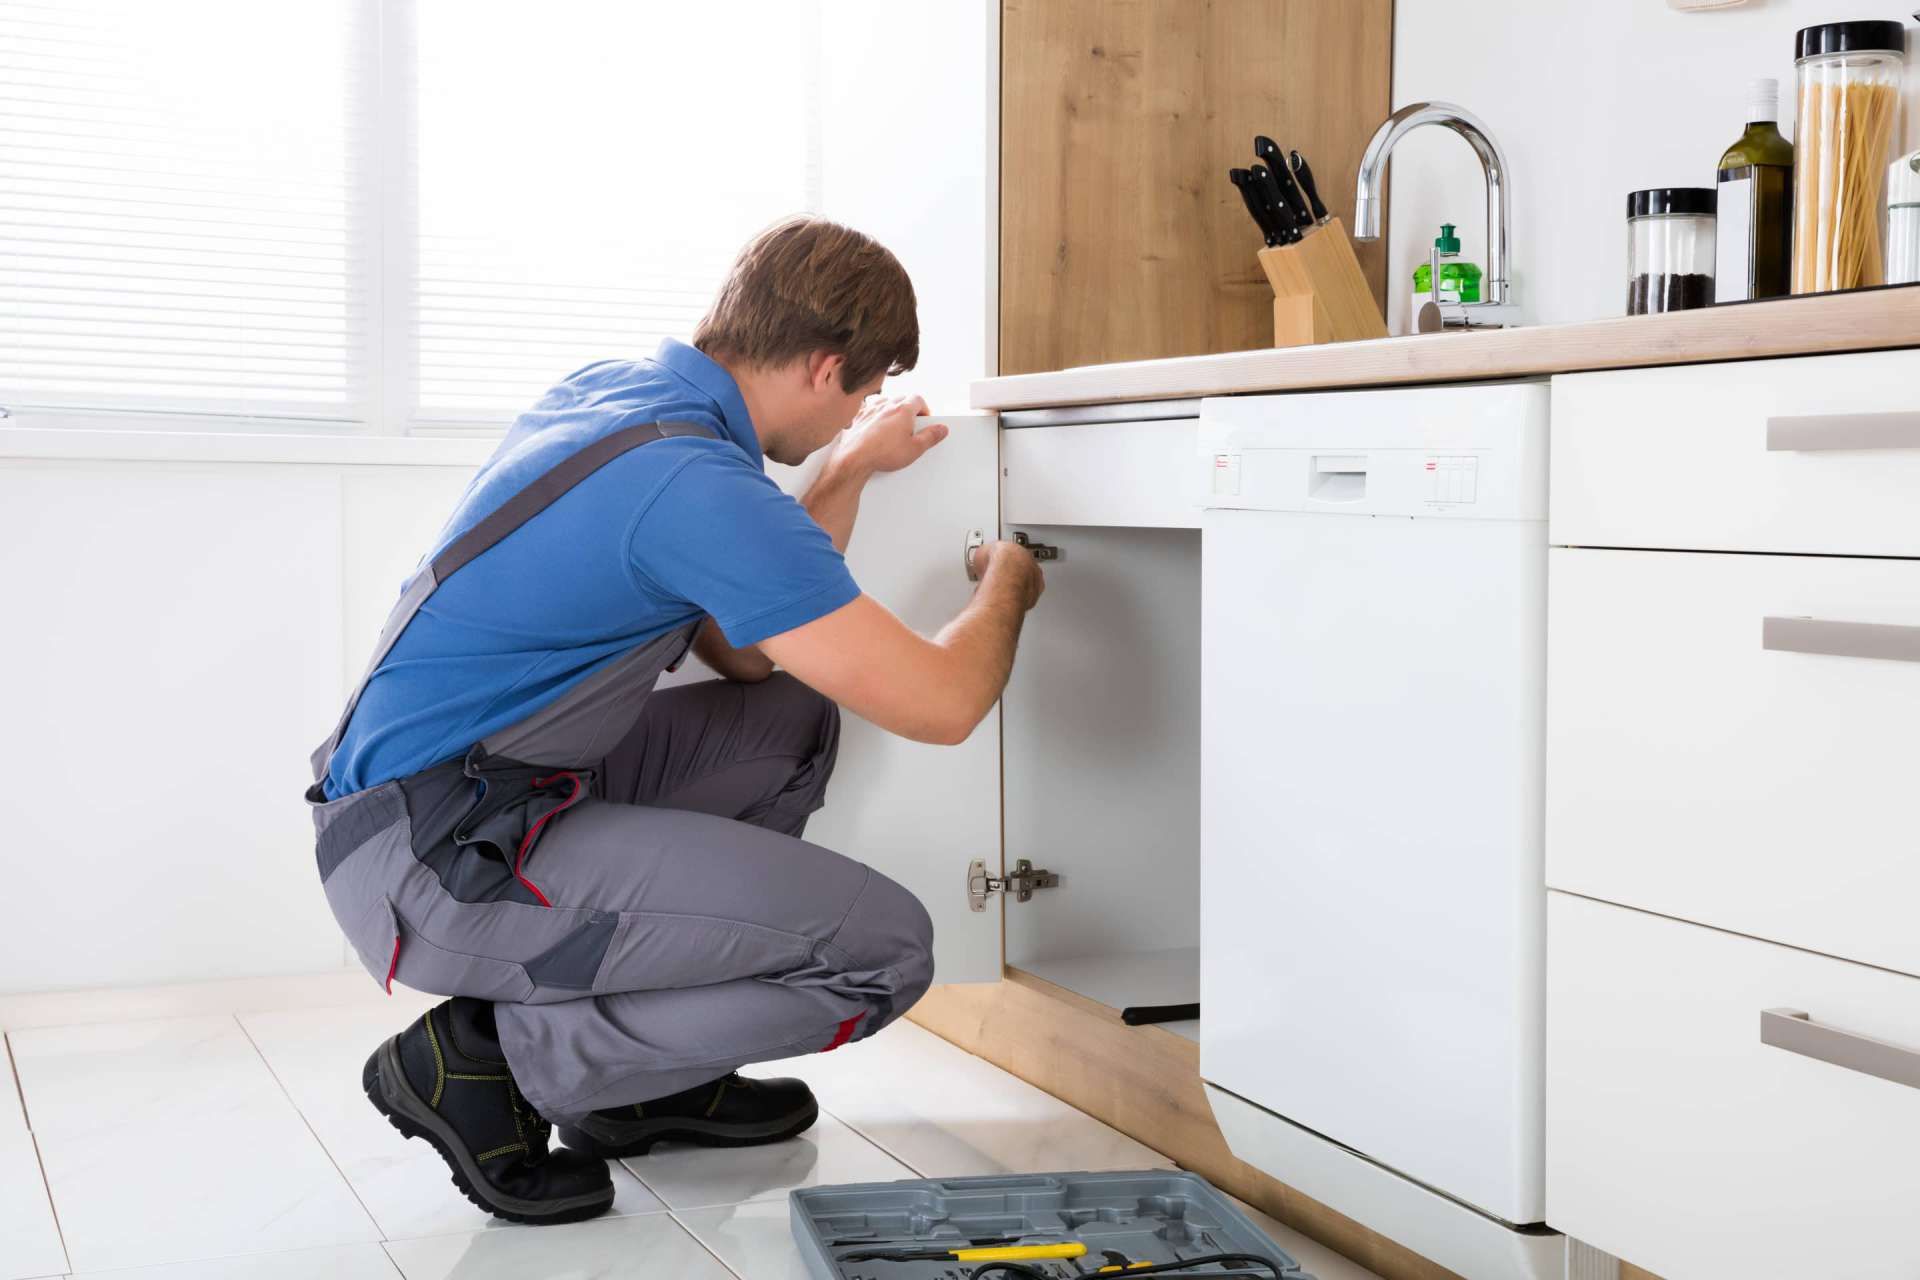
[1012,531,1061,562]
[967,858,1060,912]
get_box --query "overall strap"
[309,420,716,788]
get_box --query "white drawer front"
[1551,348,1920,555]
[1547,547,1920,975]
[1001,419,1201,528]
[1547,893,1920,1279]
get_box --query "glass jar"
[1791,21,1907,293]
[1627,188,1716,315]
[1889,150,1920,286]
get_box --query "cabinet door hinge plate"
[967,858,1060,912]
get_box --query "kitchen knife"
[1289,149,1330,224]
[1250,163,1303,244]
[1229,167,1281,246]
[1254,135,1314,229]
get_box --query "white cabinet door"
[765,414,1004,983]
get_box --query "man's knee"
[858,867,934,1007]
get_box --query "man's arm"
[698,395,948,682]
[759,540,1043,745]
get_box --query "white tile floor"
[0,979,1381,1280]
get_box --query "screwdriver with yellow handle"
[835,1241,1087,1264]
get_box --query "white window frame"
[5,0,495,439]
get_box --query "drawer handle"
[1762,616,1920,664]
[1766,411,1920,451]
[1761,1009,1920,1091]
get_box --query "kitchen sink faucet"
[1353,101,1514,328]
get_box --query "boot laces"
[508,1080,551,1164]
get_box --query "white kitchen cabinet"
[1547,891,1920,1280]
[1545,346,1920,1276]
[1547,546,1920,977]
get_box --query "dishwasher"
[1195,382,1560,1280]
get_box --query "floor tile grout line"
[233,1012,388,1242]
[5,1031,72,1275]
[669,1208,750,1280]
[5,1029,36,1133]
[24,1130,73,1277]
[816,1098,934,1177]
[813,1099,935,1179]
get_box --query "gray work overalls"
[303,421,934,1124]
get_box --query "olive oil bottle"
[1715,78,1795,301]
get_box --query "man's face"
[762,354,884,466]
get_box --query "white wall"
[819,1,994,411]
[0,438,484,994]
[1388,0,1918,332]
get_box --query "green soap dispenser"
[1412,224,1483,306]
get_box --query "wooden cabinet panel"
[999,0,1392,374]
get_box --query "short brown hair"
[693,216,918,391]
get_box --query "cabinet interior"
[1001,523,1201,1038]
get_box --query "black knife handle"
[1256,135,1314,227]
[1290,150,1329,223]
[1250,163,1302,245]
[1228,168,1280,247]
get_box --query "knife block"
[1256,217,1388,347]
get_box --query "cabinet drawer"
[1551,348,1920,555]
[1546,893,1920,1279]
[1546,547,1920,975]
[1001,419,1201,528]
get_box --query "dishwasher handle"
[1310,453,1367,502]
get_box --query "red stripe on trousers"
[822,1013,864,1052]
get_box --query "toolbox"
[790,1170,1315,1280]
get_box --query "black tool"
[1228,168,1281,246]
[1254,135,1313,229]
[1249,164,1302,244]
[1289,149,1329,223]
[1120,1001,1200,1026]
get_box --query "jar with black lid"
[1627,187,1716,315]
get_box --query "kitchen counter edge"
[971,288,1920,411]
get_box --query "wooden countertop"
[970,286,1920,411]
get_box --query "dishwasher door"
[1196,384,1549,1226]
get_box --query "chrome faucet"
[1353,102,1513,323]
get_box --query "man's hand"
[968,539,1046,610]
[839,394,947,476]
[760,542,1044,747]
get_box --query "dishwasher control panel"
[1196,380,1547,522]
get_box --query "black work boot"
[557,1072,819,1158]
[363,997,614,1224]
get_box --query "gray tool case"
[790,1169,1314,1279]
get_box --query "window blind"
[0,0,367,421]
[410,0,822,426]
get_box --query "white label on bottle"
[1716,175,1752,303]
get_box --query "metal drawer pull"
[1761,1009,1920,1091]
[1762,616,1920,664]
[1766,411,1920,451]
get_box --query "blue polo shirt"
[322,339,861,799]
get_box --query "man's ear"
[805,350,845,393]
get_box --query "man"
[303,216,1045,1224]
